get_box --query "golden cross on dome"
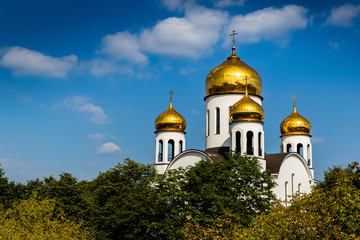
[169,90,174,102]
[292,94,297,106]
[230,30,238,47]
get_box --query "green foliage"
[240,162,360,240]
[0,194,93,239]
[85,158,157,240]
[153,153,276,239]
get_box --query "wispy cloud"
[100,31,148,64]
[87,133,106,140]
[214,0,245,8]
[0,47,77,79]
[95,142,121,154]
[87,58,134,76]
[0,157,50,180]
[312,137,326,143]
[54,96,109,125]
[324,4,360,27]
[227,5,308,45]
[161,0,184,11]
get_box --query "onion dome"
[280,95,311,136]
[205,45,262,97]
[155,91,186,132]
[230,83,264,122]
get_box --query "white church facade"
[153,38,315,201]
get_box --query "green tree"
[0,194,93,240]
[85,158,157,240]
[153,153,276,239]
[240,162,360,240]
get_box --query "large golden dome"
[155,98,186,132]
[280,96,311,136]
[230,87,264,122]
[205,46,262,97]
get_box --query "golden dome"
[230,86,264,122]
[155,94,186,132]
[205,46,262,96]
[280,95,311,136]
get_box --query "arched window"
[297,143,303,156]
[235,131,241,153]
[179,140,183,153]
[158,140,163,162]
[287,144,292,153]
[206,110,210,136]
[228,106,232,133]
[168,140,174,161]
[298,183,301,192]
[307,144,311,163]
[291,174,295,195]
[216,107,220,134]
[246,131,254,155]
[258,132,262,156]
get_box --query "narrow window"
[297,143,303,156]
[307,144,311,163]
[298,183,301,192]
[206,110,210,136]
[291,174,295,195]
[158,140,163,162]
[235,131,241,153]
[228,106,232,133]
[179,140,183,153]
[216,107,220,134]
[246,131,254,155]
[168,140,174,161]
[287,144,292,153]
[258,132,262,156]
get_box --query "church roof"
[204,147,229,161]
[265,153,290,174]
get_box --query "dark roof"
[204,147,229,161]
[265,153,290,174]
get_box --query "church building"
[153,34,315,201]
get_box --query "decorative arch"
[246,131,254,155]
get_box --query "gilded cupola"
[155,90,186,132]
[280,95,311,136]
[230,80,264,122]
[205,31,262,97]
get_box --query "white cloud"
[161,0,184,11]
[227,5,308,45]
[0,47,77,79]
[214,0,245,8]
[0,157,50,180]
[312,137,326,143]
[329,41,340,50]
[140,5,228,58]
[87,133,106,140]
[55,96,109,125]
[325,4,360,27]
[101,31,148,64]
[95,142,121,154]
[88,59,134,76]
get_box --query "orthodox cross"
[292,94,297,106]
[230,30,238,47]
[169,90,174,102]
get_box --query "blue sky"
[0,0,359,182]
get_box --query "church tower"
[229,81,266,170]
[204,31,264,154]
[154,91,186,174]
[280,95,313,176]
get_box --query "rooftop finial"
[292,94,297,112]
[230,30,238,56]
[169,90,174,108]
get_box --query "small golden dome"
[230,85,264,122]
[280,95,311,136]
[155,92,186,132]
[205,45,262,96]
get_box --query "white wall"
[281,134,312,168]
[167,150,209,171]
